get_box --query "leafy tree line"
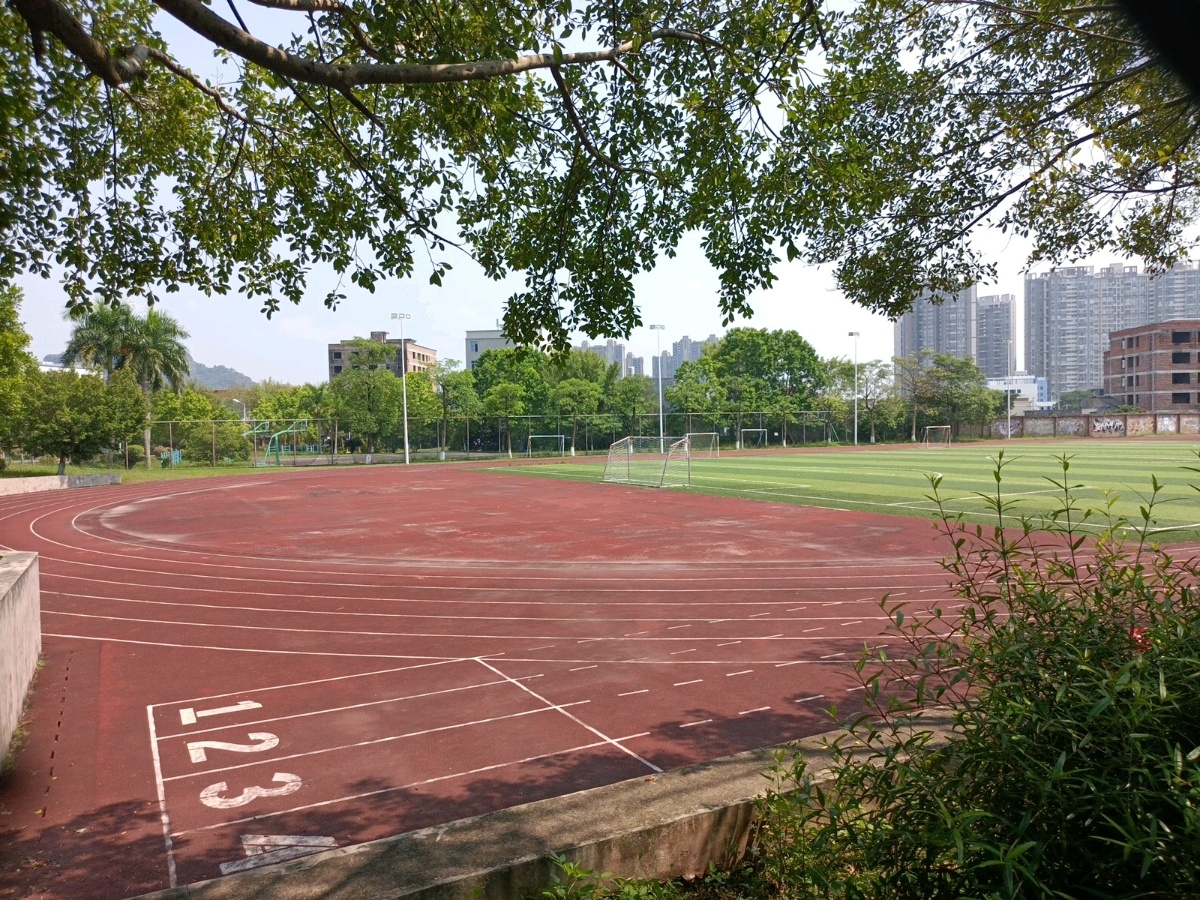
[4,0,1196,352]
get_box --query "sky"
[17,235,1048,387]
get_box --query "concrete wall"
[0,474,120,496]
[0,552,40,773]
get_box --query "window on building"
[333,365,342,374]
[1173,331,1193,344]
[1175,372,1192,384]
[1128,395,1135,405]
[1173,351,1191,364]
[1173,392,1191,404]
[471,341,479,352]
[332,351,342,360]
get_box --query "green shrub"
[757,453,1200,899]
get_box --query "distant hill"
[42,351,255,390]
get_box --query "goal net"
[739,428,767,449]
[921,425,952,449]
[686,432,719,458]
[527,434,567,457]
[602,436,691,488]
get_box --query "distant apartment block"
[465,329,514,370]
[328,331,436,381]
[652,333,720,382]
[976,294,1016,379]
[893,286,979,363]
[1026,262,1200,401]
[576,338,643,376]
[1102,320,1200,411]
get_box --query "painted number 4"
[200,773,302,809]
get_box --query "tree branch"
[243,0,347,10]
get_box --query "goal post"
[738,428,767,449]
[921,425,952,448]
[527,434,567,457]
[685,432,719,458]
[602,435,691,488]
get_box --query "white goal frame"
[921,425,952,449]
[602,435,691,488]
[685,432,720,458]
[739,428,768,449]
[527,434,567,457]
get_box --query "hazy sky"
[17,232,1047,387]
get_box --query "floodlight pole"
[391,312,412,464]
[650,325,666,453]
[231,398,247,421]
[1007,338,1013,439]
[848,332,860,446]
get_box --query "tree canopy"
[9,0,1195,346]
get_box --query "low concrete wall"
[135,714,955,900]
[0,473,120,496]
[0,552,40,773]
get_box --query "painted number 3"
[200,772,302,809]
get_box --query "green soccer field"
[511,440,1200,541]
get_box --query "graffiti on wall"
[1158,415,1179,434]
[1091,416,1126,436]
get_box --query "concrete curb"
[132,713,956,900]
[0,474,120,496]
[0,552,40,774]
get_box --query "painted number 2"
[199,773,302,809]
[187,732,279,763]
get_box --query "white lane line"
[667,625,691,630]
[803,627,824,633]
[477,659,663,773]
[170,735,651,837]
[526,645,555,651]
[673,679,702,686]
[787,607,807,612]
[726,670,753,677]
[618,690,649,697]
[163,702,592,782]
[738,706,771,715]
[796,694,825,703]
[46,632,458,662]
[840,621,863,626]
[774,661,808,667]
[680,719,712,728]
[846,686,867,692]
[764,634,784,639]
[161,677,544,741]
[577,639,601,644]
[749,613,771,618]
[569,665,597,672]
[146,706,177,888]
[716,641,741,647]
[624,631,649,636]
[819,652,845,659]
[670,649,696,655]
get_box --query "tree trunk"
[506,421,513,458]
[57,453,68,476]
[910,406,918,442]
[144,425,153,469]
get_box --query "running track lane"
[0,466,957,898]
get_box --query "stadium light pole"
[650,324,666,453]
[231,398,246,422]
[391,312,412,465]
[1007,338,1013,439]
[848,332,860,446]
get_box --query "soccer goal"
[739,428,767,449]
[921,425,952,448]
[602,435,691,488]
[686,432,720,458]
[527,434,567,458]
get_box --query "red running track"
[0,465,954,898]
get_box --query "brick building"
[328,331,436,381]
[1102,320,1200,411]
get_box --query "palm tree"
[62,304,137,383]
[64,304,190,467]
